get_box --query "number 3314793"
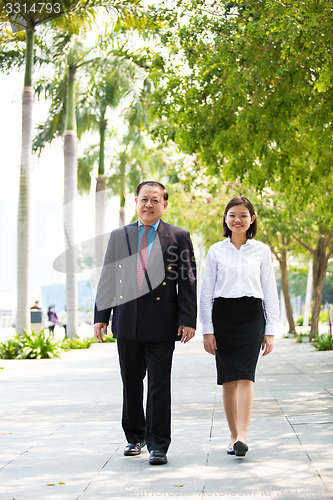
[5,2,61,15]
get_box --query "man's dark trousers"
[117,338,175,453]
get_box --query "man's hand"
[178,325,195,343]
[262,335,274,356]
[203,334,217,355]
[94,322,108,342]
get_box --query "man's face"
[135,185,168,225]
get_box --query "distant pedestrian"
[30,300,41,310]
[200,196,279,457]
[47,306,60,335]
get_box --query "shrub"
[319,310,329,323]
[296,310,330,326]
[312,333,333,351]
[0,330,116,360]
[91,334,116,343]
[296,332,309,343]
[63,334,116,349]
[19,329,63,359]
[0,330,62,359]
[296,315,311,326]
[62,337,94,350]
[0,336,23,359]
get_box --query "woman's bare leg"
[223,379,254,445]
[222,381,238,444]
[236,379,254,443]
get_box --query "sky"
[0,70,135,310]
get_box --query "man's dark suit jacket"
[94,220,197,342]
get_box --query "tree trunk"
[279,250,296,333]
[119,152,126,227]
[119,206,126,226]
[95,174,107,269]
[63,66,78,338]
[16,28,34,334]
[95,116,107,278]
[303,261,313,327]
[310,235,331,340]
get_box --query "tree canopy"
[149,0,333,210]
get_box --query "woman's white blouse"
[199,238,280,335]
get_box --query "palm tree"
[1,10,40,334]
[1,0,138,334]
[106,121,170,225]
[32,17,146,335]
[78,53,139,269]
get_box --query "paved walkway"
[0,334,332,500]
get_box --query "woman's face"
[225,204,255,235]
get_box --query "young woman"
[200,196,279,457]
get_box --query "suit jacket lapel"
[124,222,139,257]
[156,220,172,256]
[145,221,167,289]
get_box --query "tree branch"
[292,233,314,254]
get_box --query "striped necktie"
[137,226,150,291]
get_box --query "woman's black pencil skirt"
[212,296,265,385]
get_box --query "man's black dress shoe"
[233,441,248,457]
[124,441,146,456]
[149,450,168,465]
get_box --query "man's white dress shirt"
[200,238,279,336]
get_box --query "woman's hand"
[203,334,217,355]
[262,335,274,356]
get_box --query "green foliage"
[296,333,309,344]
[0,329,62,359]
[150,0,333,211]
[91,334,116,343]
[148,0,333,339]
[296,315,310,327]
[0,331,116,360]
[62,336,94,349]
[320,310,330,323]
[312,333,333,351]
[297,310,330,326]
[288,268,309,298]
[77,146,99,193]
[323,263,333,304]
[0,337,23,359]
[0,43,25,72]
[0,1,143,32]
[19,329,63,359]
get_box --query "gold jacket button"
[120,295,123,299]
[119,280,122,283]
[168,266,172,270]
[156,297,161,301]
[119,264,122,268]
[162,282,166,286]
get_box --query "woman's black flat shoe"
[233,441,248,457]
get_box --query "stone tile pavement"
[0,332,332,499]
